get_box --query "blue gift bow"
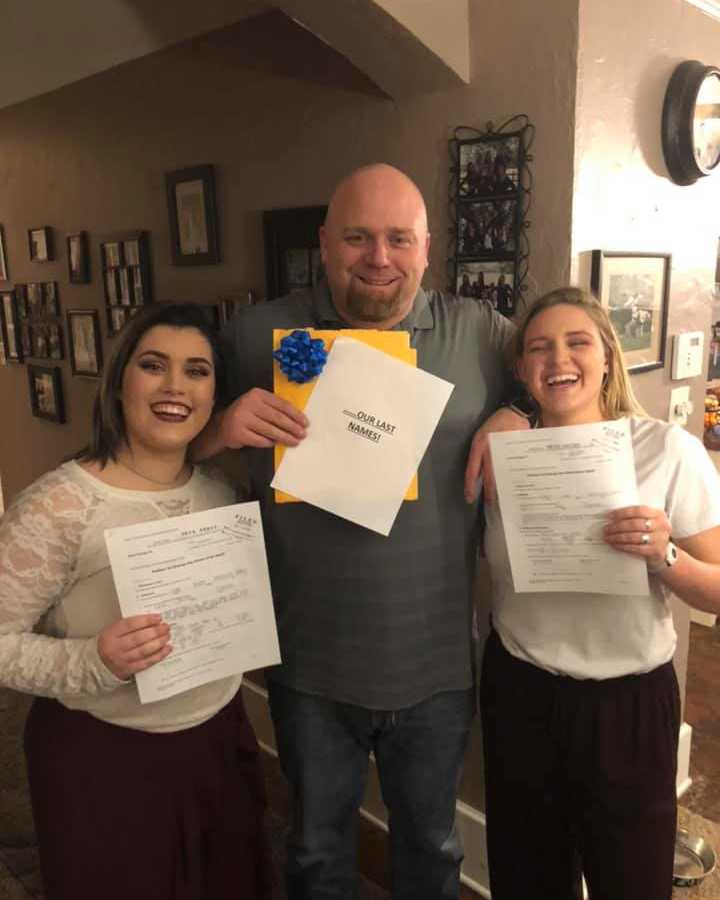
[273,329,328,383]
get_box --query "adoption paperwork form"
[105,502,280,704]
[490,419,649,595]
[271,336,454,536]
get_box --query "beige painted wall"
[572,0,720,706]
[0,3,579,817]
[0,2,578,508]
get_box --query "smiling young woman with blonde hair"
[481,287,720,900]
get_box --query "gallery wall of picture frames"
[449,115,535,319]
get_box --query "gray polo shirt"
[223,283,512,709]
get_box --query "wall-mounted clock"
[662,59,720,186]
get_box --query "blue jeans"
[267,681,474,900]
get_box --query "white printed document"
[105,502,280,703]
[271,336,454,536]
[490,419,649,594]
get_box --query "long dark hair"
[78,303,228,465]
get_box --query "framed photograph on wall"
[0,291,22,363]
[591,250,671,374]
[457,199,517,257]
[455,259,516,317]
[0,225,8,281]
[67,309,102,376]
[28,227,54,262]
[67,231,90,284]
[166,164,220,266]
[28,364,65,423]
[457,133,522,199]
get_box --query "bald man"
[198,165,518,900]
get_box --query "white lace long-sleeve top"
[0,460,243,733]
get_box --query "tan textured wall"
[572,0,720,707]
[0,2,578,508]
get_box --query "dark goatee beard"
[344,281,405,323]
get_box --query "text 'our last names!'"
[342,409,397,444]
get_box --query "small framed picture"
[33,326,48,358]
[104,242,123,268]
[118,268,132,305]
[27,282,43,316]
[67,232,90,284]
[20,323,32,357]
[28,365,65,423]
[67,309,102,376]
[456,260,516,317]
[47,322,63,360]
[457,134,522,199]
[28,227,54,262]
[0,225,9,281]
[131,267,144,304]
[44,282,59,316]
[0,291,22,363]
[105,269,120,305]
[108,306,128,335]
[591,251,672,374]
[15,285,28,319]
[124,239,140,266]
[457,199,517,257]
[166,164,220,266]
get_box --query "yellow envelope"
[273,329,418,503]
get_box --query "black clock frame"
[662,59,720,186]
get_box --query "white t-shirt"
[484,417,720,680]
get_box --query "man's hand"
[464,407,530,504]
[220,388,308,449]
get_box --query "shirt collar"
[311,281,434,333]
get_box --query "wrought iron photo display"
[449,116,534,319]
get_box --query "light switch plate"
[669,385,691,425]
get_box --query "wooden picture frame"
[591,250,671,374]
[28,227,54,262]
[28,364,65,423]
[67,231,90,283]
[67,309,102,376]
[0,225,8,281]
[0,290,22,363]
[166,164,220,266]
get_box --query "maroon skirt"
[24,690,271,900]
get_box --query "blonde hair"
[511,287,645,420]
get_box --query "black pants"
[480,629,680,900]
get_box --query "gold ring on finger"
[641,533,650,545]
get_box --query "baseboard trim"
[690,608,717,628]
[242,681,693,898]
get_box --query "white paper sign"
[271,336,454,535]
[490,419,649,594]
[105,502,280,703]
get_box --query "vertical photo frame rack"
[448,115,534,319]
[100,231,153,335]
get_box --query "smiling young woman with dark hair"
[0,303,269,900]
